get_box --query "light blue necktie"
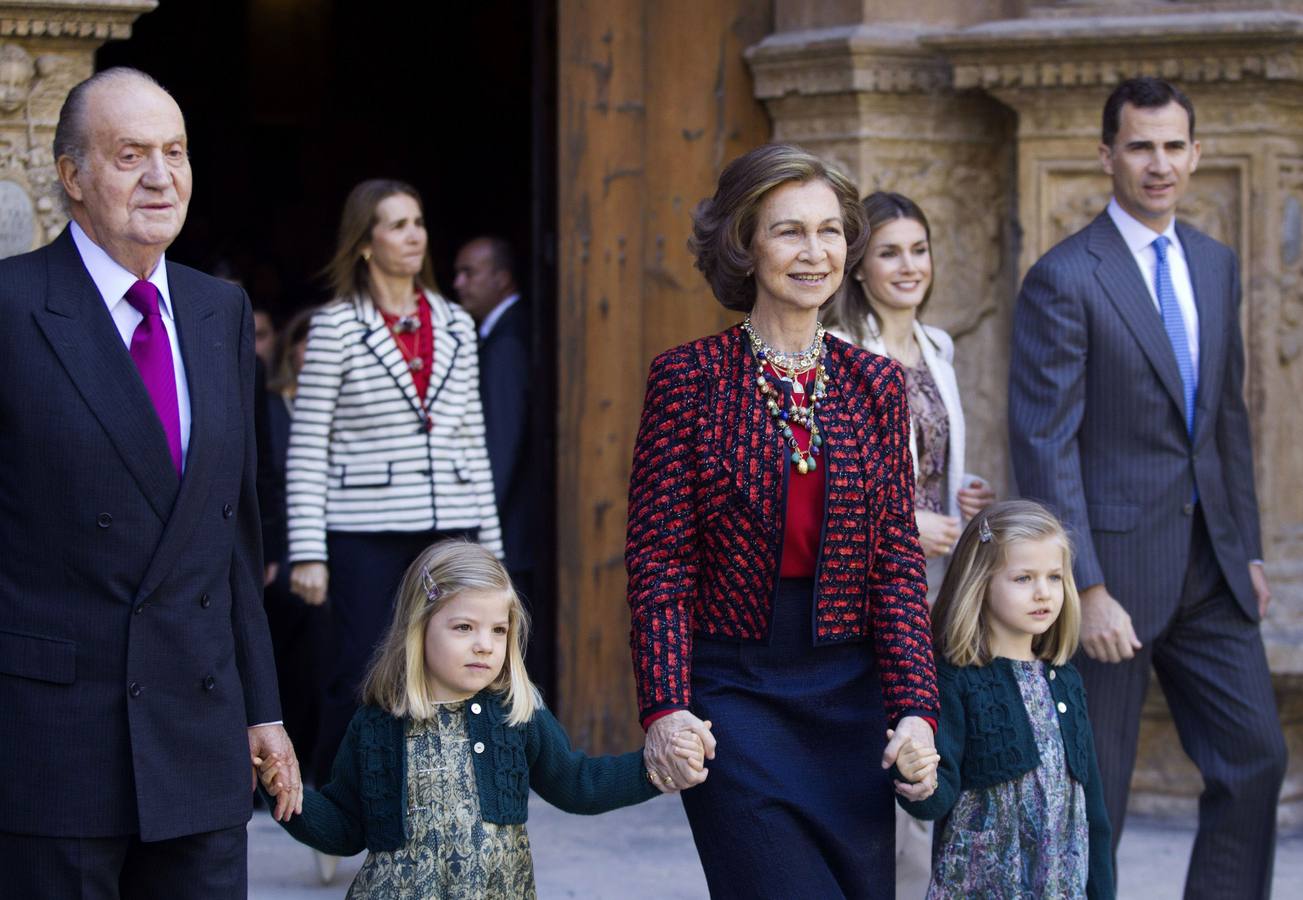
[1153,236,1197,437]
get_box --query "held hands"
[1080,584,1143,663]
[644,710,715,794]
[883,716,939,802]
[916,511,961,558]
[249,724,303,822]
[290,562,329,606]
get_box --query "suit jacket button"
[129,682,143,698]
[471,703,482,715]
[1182,502,1195,516]
[97,513,113,528]
[222,503,234,519]
[1057,701,1068,714]
[202,676,216,692]
[200,593,211,609]
[473,741,485,754]
[134,603,147,615]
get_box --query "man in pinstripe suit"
[1009,77,1286,898]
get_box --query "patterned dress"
[346,702,536,900]
[902,358,949,514]
[928,660,1090,899]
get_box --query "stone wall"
[0,1,156,261]
[750,0,1303,825]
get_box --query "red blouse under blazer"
[625,326,940,725]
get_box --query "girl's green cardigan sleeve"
[526,707,659,814]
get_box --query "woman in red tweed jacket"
[626,144,941,898]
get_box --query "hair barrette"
[978,519,993,544]
[421,565,442,602]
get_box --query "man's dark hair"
[1102,77,1196,147]
[481,236,517,284]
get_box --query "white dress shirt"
[71,220,192,470]
[1107,198,1200,371]
[478,293,521,340]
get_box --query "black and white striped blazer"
[286,289,502,562]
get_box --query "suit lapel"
[1177,222,1226,443]
[359,297,427,425]
[424,291,462,411]
[133,266,222,600]
[32,230,179,522]
[1088,213,1188,422]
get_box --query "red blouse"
[769,364,825,578]
[380,296,434,400]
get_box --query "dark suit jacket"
[0,228,280,841]
[479,299,539,573]
[1009,212,1262,641]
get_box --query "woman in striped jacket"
[286,178,501,791]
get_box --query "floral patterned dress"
[346,702,536,900]
[927,660,1090,899]
[902,358,949,515]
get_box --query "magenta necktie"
[124,280,183,476]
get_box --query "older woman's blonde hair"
[931,499,1082,667]
[361,540,539,726]
[689,143,869,311]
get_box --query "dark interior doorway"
[98,0,559,702]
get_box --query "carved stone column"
[0,1,157,258]
[926,5,1303,824]
[746,14,1019,497]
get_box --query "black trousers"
[1077,508,1287,900]
[0,825,246,900]
[311,528,471,787]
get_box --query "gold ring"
[648,771,660,782]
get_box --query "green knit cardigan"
[273,690,659,855]
[899,658,1115,900]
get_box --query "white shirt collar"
[1107,197,1181,256]
[479,293,520,339]
[70,220,174,320]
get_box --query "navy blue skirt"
[681,578,893,899]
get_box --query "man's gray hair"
[52,66,167,169]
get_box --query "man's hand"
[1080,584,1142,663]
[290,562,329,606]
[644,711,715,794]
[1250,562,1272,618]
[916,511,961,558]
[248,724,303,821]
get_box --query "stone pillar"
[746,4,1020,497]
[0,1,157,259]
[927,4,1303,824]
[751,0,1303,825]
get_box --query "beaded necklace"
[741,316,827,475]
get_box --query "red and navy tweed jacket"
[625,325,940,726]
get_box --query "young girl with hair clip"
[257,539,704,898]
[897,500,1114,900]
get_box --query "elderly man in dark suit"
[0,67,301,897]
[1010,77,1286,898]
[453,235,549,696]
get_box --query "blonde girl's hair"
[931,499,1082,667]
[360,540,540,726]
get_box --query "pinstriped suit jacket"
[285,290,502,563]
[1009,212,1262,641]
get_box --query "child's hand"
[253,752,292,799]
[886,728,940,784]
[672,729,707,772]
